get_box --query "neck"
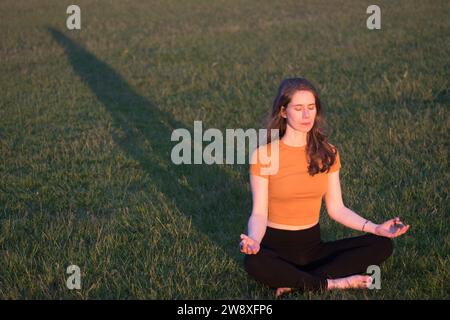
[281,123,308,146]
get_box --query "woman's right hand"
[240,234,260,255]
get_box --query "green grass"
[0,0,448,299]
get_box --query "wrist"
[247,233,261,244]
[361,220,378,234]
[367,222,380,235]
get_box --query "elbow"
[328,205,345,220]
[328,212,339,221]
[249,211,268,225]
[250,206,268,219]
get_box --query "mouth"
[301,122,312,126]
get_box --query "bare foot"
[275,287,293,297]
[328,275,373,290]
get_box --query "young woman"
[240,78,410,297]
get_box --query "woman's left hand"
[375,217,410,238]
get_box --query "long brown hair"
[263,77,338,176]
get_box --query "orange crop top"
[249,139,341,226]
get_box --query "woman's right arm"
[247,174,269,244]
[240,172,269,255]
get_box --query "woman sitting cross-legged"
[240,78,410,297]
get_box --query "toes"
[275,288,292,297]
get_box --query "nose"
[303,109,310,118]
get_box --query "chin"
[295,126,311,132]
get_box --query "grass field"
[0,0,448,299]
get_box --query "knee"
[372,235,394,260]
[244,254,262,276]
[243,252,279,289]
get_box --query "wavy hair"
[262,77,338,176]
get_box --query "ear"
[280,106,287,118]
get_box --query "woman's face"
[280,90,317,132]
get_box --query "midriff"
[267,220,318,231]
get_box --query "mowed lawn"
[0,0,448,299]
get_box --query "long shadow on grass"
[48,28,250,262]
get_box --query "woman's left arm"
[324,170,410,238]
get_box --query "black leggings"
[244,223,394,291]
